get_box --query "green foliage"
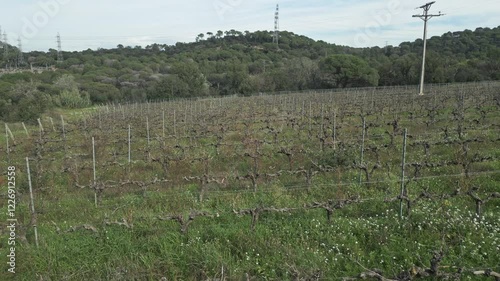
[54,74,79,92]
[148,75,187,100]
[81,82,122,103]
[51,74,91,108]
[1,26,499,122]
[319,54,379,88]
[59,88,91,108]
[1,83,499,279]
[172,61,210,96]
[0,81,54,122]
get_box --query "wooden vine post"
[21,122,29,138]
[5,123,10,163]
[146,116,151,161]
[333,109,337,150]
[49,117,55,132]
[92,137,97,207]
[173,109,177,137]
[358,117,366,185]
[399,128,408,219]
[162,110,165,138]
[60,115,66,141]
[37,118,44,141]
[128,125,131,164]
[26,157,39,247]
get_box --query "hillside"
[1,82,499,279]
[0,26,499,122]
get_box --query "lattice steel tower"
[273,4,279,45]
[17,37,24,66]
[57,32,63,63]
[3,32,8,59]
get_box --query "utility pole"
[413,1,444,95]
[57,32,63,64]
[273,4,279,47]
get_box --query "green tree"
[7,81,53,122]
[172,61,209,96]
[148,75,189,100]
[319,54,379,88]
[54,74,91,108]
[392,54,419,85]
[54,74,79,92]
[81,82,121,103]
[196,33,205,42]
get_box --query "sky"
[1,0,499,52]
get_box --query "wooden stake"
[26,157,39,248]
[49,117,55,132]
[60,115,66,140]
[399,128,408,219]
[358,118,366,185]
[162,110,165,139]
[128,125,131,164]
[5,124,9,163]
[22,122,29,138]
[320,104,324,135]
[5,123,15,145]
[146,116,150,146]
[146,116,151,161]
[98,111,102,130]
[308,101,312,132]
[333,110,337,150]
[92,137,97,207]
[173,110,177,137]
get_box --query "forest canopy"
[0,26,499,122]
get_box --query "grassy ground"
[1,83,499,280]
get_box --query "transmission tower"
[56,32,63,63]
[17,37,24,66]
[0,26,3,58]
[3,32,8,59]
[273,4,279,45]
[413,1,444,95]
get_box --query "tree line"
[0,26,498,122]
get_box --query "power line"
[413,1,444,96]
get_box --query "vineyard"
[1,82,500,280]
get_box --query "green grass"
[5,194,499,280]
[1,83,499,280]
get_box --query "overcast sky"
[1,0,499,52]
